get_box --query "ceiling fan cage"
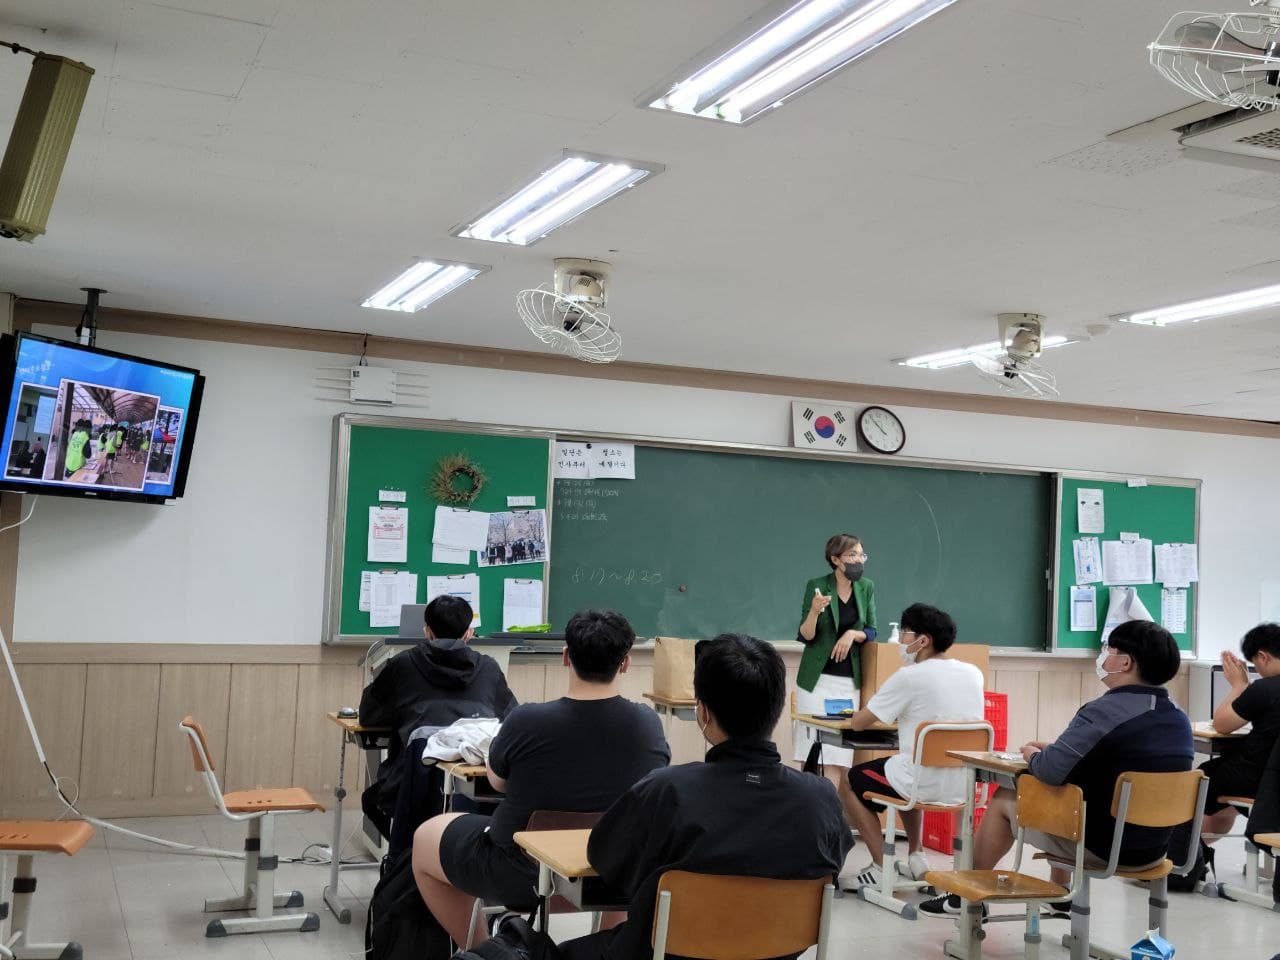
[1150,8,1280,110]
[516,287,622,363]
[971,354,1059,398]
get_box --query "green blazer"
[796,572,877,693]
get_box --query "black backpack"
[365,850,451,960]
[454,914,562,960]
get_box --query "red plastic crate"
[984,691,1009,751]
[921,795,990,855]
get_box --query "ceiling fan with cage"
[966,314,1062,398]
[1150,2,1280,110]
[516,258,621,363]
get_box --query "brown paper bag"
[652,636,697,700]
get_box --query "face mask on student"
[1095,646,1124,681]
[899,635,925,665]
[843,562,865,582]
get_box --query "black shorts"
[847,757,905,811]
[1200,756,1260,815]
[439,814,539,910]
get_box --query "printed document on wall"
[368,506,408,563]
[1077,488,1105,534]
[1070,585,1097,632]
[1161,588,1188,634]
[359,571,374,612]
[431,543,470,565]
[370,572,417,628]
[554,442,592,479]
[433,506,490,551]
[1100,586,1153,645]
[503,579,544,630]
[590,443,635,479]
[1154,543,1198,588]
[1102,538,1153,585]
[1073,537,1102,584]
[426,574,481,628]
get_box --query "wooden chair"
[858,721,995,918]
[925,776,1087,960]
[1250,833,1280,912]
[465,810,606,948]
[1041,770,1208,960]
[651,871,834,960]
[0,820,95,960]
[178,716,324,937]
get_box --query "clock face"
[858,406,906,454]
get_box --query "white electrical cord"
[0,495,37,535]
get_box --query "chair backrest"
[525,810,602,832]
[914,722,995,768]
[179,715,216,773]
[1110,770,1206,828]
[652,871,829,960]
[1016,776,1085,842]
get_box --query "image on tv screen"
[0,335,201,500]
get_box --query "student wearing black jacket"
[359,595,517,847]
[559,633,851,960]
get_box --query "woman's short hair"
[824,533,861,569]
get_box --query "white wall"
[14,327,1278,657]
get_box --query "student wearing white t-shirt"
[838,603,984,891]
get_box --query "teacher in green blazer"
[793,533,878,769]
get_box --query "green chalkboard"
[549,445,1052,648]
[1055,477,1198,653]
[328,418,551,641]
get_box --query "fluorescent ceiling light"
[644,0,961,124]
[453,150,663,246]
[1115,282,1280,326]
[361,260,488,312]
[899,336,1070,370]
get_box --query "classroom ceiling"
[4,0,1280,420]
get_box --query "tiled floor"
[11,813,1280,959]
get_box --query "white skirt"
[793,673,859,767]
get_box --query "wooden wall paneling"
[1037,670,1086,742]
[993,669,1039,750]
[0,663,87,810]
[225,664,299,792]
[1166,666,1190,712]
[80,664,161,800]
[293,664,363,802]
[506,661,546,705]
[152,663,231,800]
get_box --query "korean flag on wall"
[791,401,853,451]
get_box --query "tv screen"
[0,333,205,503]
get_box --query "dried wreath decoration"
[430,452,486,506]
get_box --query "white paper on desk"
[370,572,417,627]
[1155,543,1198,588]
[1100,586,1153,645]
[590,443,635,480]
[1162,588,1188,634]
[554,442,592,479]
[503,579,544,630]
[368,506,408,563]
[431,543,470,565]
[433,506,490,551]
[1070,585,1097,632]
[359,571,374,612]
[1073,537,1102,584]
[1077,488,1105,534]
[1102,538,1153,585]
[426,574,481,627]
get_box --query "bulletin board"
[1053,475,1199,654]
[323,414,553,643]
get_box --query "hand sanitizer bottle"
[886,622,900,644]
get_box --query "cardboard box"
[860,642,991,702]
[652,636,697,700]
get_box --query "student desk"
[790,711,899,751]
[944,750,1030,960]
[323,712,391,923]
[513,828,628,931]
[438,760,502,811]
[643,693,696,735]
[1192,721,1248,757]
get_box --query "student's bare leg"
[973,787,1018,871]
[900,809,923,855]
[1202,807,1237,843]
[843,792,885,864]
[412,813,479,944]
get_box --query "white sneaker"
[896,851,930,881]
[840,862,883,891]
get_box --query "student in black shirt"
[559,633,852,960]
[411,609,670,947]
[359,595,517,847]
[1199,624,1280,844]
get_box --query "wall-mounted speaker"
[0,53,94,242]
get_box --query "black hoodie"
[359,639,518,825]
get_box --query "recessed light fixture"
[899,336,1070,370]
[1114,282,1280,326]
[361,259,489,312]
[452,150,664,246]
[642,0,962,125]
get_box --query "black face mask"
[843,562,864,582]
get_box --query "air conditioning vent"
[1236,128,1280,151]
[1108,100,1280,173]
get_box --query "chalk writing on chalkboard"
[569,565,664,587]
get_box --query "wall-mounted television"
[0,332,205,503]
